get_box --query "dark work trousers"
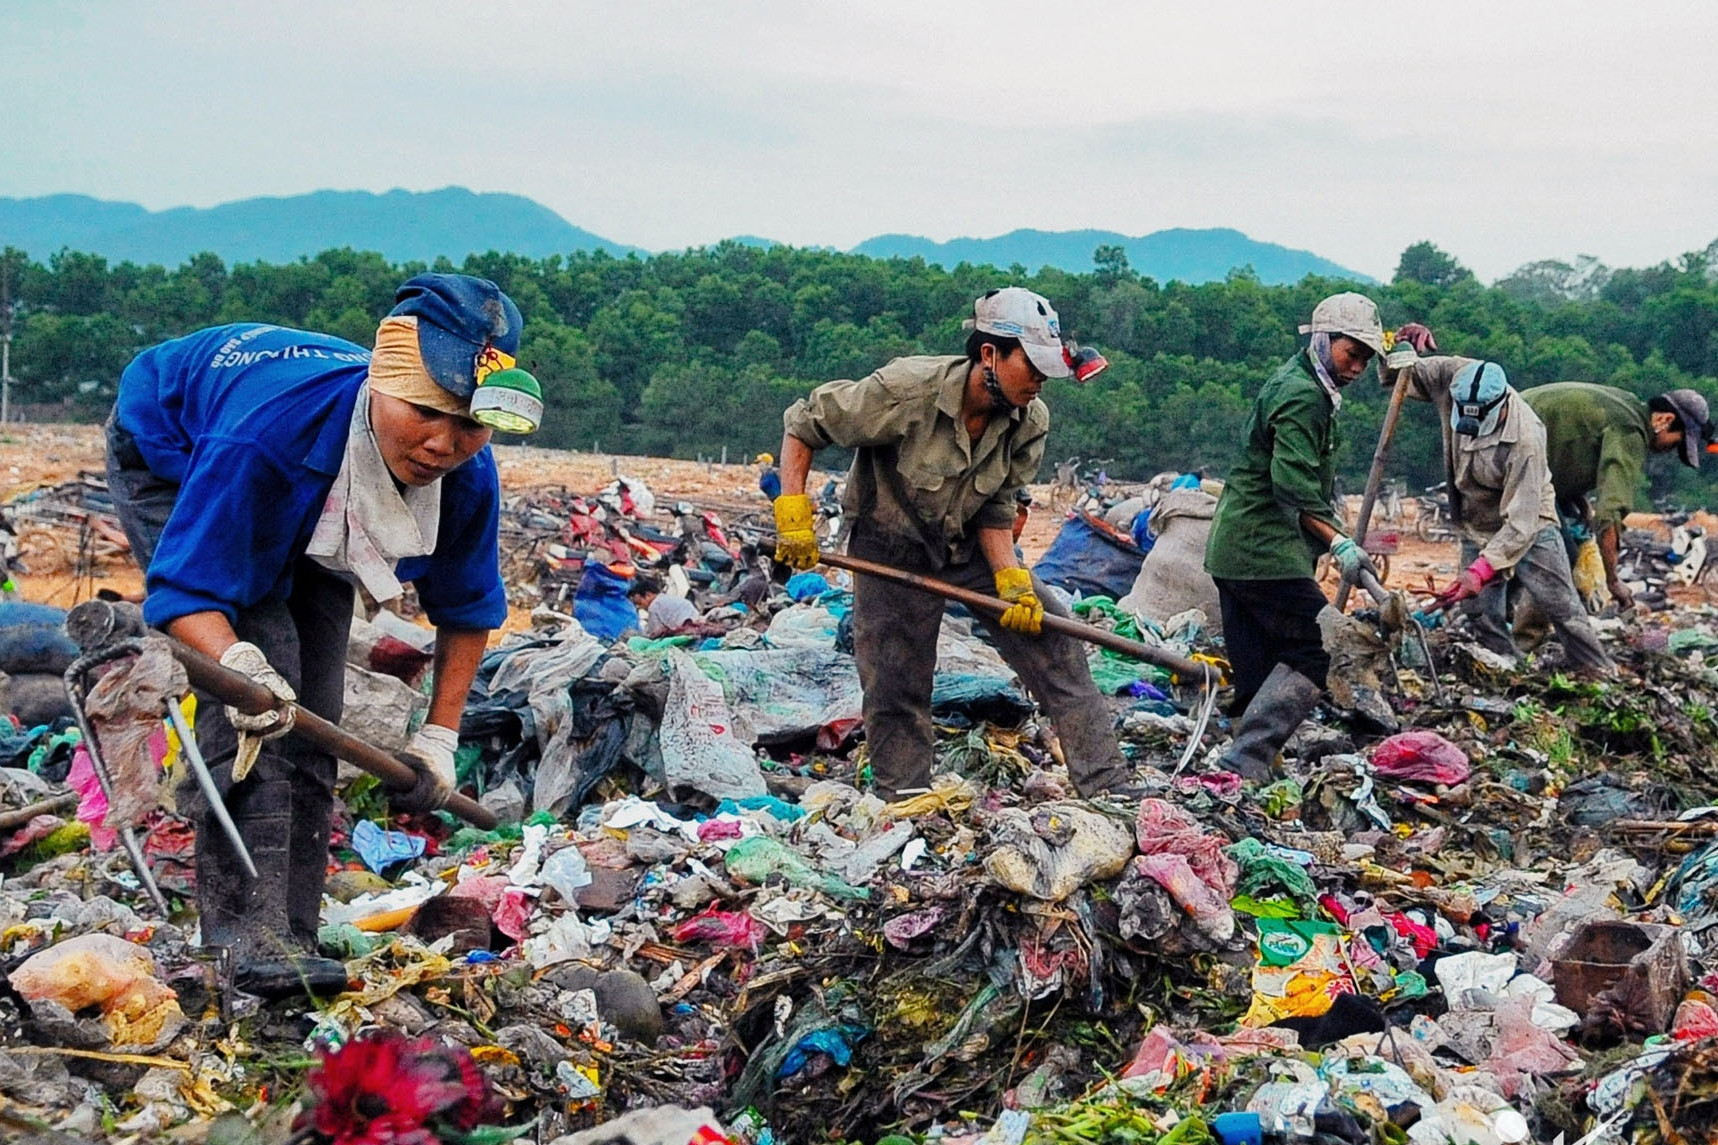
[1212,576,1332,714]
[105,411,354,958]
[848,528,1127,800]
[1458,530,1613,674]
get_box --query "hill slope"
[0,188,641,265]
[853,226,1369,284]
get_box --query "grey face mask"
[1453,363,1505,437]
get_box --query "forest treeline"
[3,237,1717,502]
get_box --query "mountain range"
[0,188,1369,285]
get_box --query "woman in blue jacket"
[106,273,539,996]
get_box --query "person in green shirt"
[1521,382,1711,609]
[1203,292,1385,782]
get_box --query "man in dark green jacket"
[1203,292,1385,781]
[1521,382,1711,609]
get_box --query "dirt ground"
[2,423,1710,618]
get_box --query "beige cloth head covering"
[368,316,469,416]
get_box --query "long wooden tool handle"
[171,640,498,830]
[813,549,1216,683]
[1335,363,1417,611]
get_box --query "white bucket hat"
[1299,292,1387,357]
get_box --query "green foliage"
[4,240,1718,502]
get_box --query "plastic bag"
[658,650,767,801]
[1573,536,1606,607]
[671,906,766,951]
[7,933,185,1048]
[723,836,868,901]
[985,802,1135,902]
[541,846,593,902]
[1241,920,1357,1026]
[351,819,427,873]
[1371,731,1471,786]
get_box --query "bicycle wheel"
[16,528,68,576]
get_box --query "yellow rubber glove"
[772,493,820,571]
[994,567,1044,635]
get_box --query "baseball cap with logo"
[1299,292,1388,358]
[965,287,1073,380]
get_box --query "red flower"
[296,1031,492,1145]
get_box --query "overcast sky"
[4,1,1716,280]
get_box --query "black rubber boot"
[197,779,346,1000]
[1218,663,1323,783]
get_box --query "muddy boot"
[198,780,346,1000]
[1217,664,1323,783]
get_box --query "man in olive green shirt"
[1522,382,1711,609]
[772,288,1128,800]
[1204,292,1386,782]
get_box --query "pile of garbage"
[10,494,1718,1145]
[2,472,131,579]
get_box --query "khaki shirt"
[783,355,1049,567]
[1392,354,1558,571]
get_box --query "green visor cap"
[469,367,544,434]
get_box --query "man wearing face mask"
[105,274,541,996]
[1203,293,1385,782]
[1379,331,1613,675]
[771,287,1128,801]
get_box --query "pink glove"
[1431,556,1495,609]
[1395,323,1439,354]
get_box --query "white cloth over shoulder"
[307,381,442,602]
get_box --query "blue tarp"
[1032,512,1148,600]
[574,562,640,643]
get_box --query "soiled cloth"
[83,637,188,831]
[645,594,700,637]
[306,381,441,603]
[782,355,1046,569]
[366,315,469,416]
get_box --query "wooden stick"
[169,640,498,830]
[0,792,79,832]
[1335,361,1417,611]
[811,549,1217,684]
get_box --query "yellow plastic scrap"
[470,1045,523,1068]
[885,778,978,819]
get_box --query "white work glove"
[219,641,296,781]
[399,724,460,811]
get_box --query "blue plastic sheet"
[784,572,831,601]
[777,1024,870,1078]
[351,819,427,873]
[574,562,640,642]
[1032,512,1147,600]
[716,794,808,822]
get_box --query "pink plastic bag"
[1134,798,1237,898]
[1371,731,1471,786]
[67,745,118,851]
[671,906,766,951]
[1673,999,1718,1041]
